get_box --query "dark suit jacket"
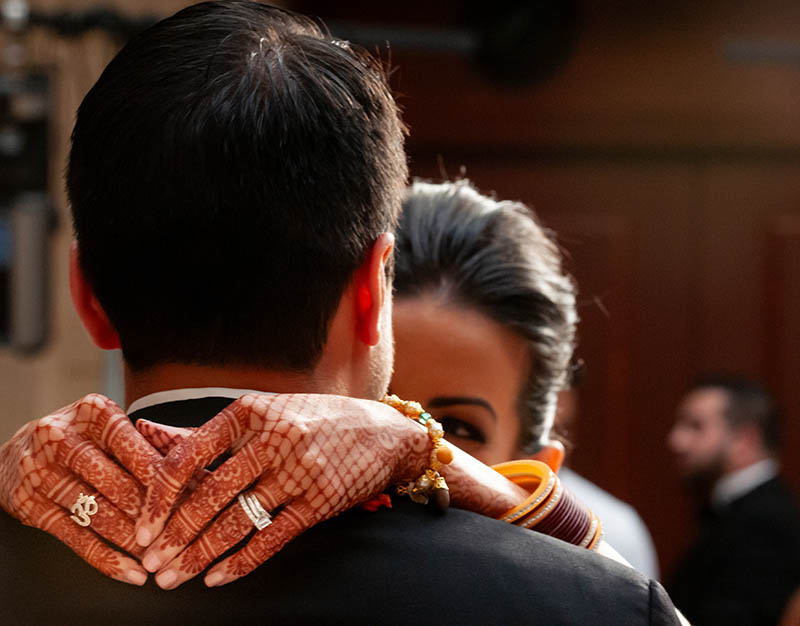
[669,476,800,626]
[0,397,681,626]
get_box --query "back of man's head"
[690,374,781,453]
[68,1,407,372]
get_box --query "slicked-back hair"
[394,180,577,452]
[689,374,782,452]
[68,1,407,372]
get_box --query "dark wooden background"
[298,0,800,579]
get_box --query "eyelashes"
[439,416,487,444]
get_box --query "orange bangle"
[493,460,557,524]
[493,459,604,551]
[585,513,604,550]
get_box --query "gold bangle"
[382,394,452,511]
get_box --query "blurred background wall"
[1,0,798,580]
[0,0,191,449]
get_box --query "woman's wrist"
[441,446,528,517]
[392,416,432,482]
[370,395,526,517]
[368,400,431,483]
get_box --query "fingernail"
[126,569,148,586]
[143,552,162,572]
[205,571,225,587]
[136,527,153,547]
[156,569,177,590]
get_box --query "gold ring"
[70,492,98,527]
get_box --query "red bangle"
[492,459,603,551]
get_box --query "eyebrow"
[426,396,497,422]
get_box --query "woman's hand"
[0,394,161,585]
[0,391,529,590]
[134,392,431,589]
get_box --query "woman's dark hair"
[395,180,577,452]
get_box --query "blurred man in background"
[668,375,800,626]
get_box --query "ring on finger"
[70,492,99,527]
[238,492,272,531]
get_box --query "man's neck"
[711,457,778,507]
[124,362,353,408]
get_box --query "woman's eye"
[439,416,486,443]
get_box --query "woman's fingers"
[57,432,145,519]
[141,450,285,573]
[26,491,147,585]
[130,392,420,588]
[1,395,154,562]
[72,394,162,487]
[203,499,317,587]
[10,395,156,520]
[152,494,260,590]
[139,393,416,587]
[38,466,142,556]
[151,476,290,590]
[136,436,229,546]
[135,400,255,546]
[136,420,194,455]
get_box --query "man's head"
[67,1,406,392]
[668,375,780,486]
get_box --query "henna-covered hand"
[0,394,162,585]
[135,393,433,589]
[1,392,528,590]
[135,393,529,590]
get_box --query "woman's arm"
[0,392,531,590]
[133,393,528,589]
[443,442,528,515]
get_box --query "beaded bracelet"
[381,394,453,512]
[493,459,603,551]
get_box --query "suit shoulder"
[0,503,680,626]
[297,501,680,625]
[735,477,800,526]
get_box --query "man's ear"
[530,440,566,473]
[69,241,121,350]
[354,233,394,347]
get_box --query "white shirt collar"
[711,458,778,507]
[127,387,273,414]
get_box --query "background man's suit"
[669,477,800,626]
[0,396,681,626]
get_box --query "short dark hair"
[394,180,577,452]
[68,1,407,371]
[689,374,782,451]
